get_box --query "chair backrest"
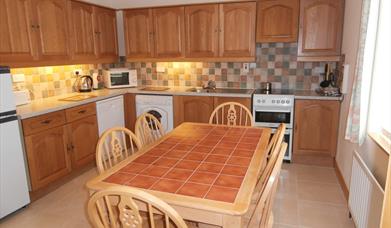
[246,142,287,228]
[209,102,253,126]
[88,186,188,228]
[135,112,165,147]
[96,127,141,173]
[266,123,286,160]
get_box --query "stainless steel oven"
[253,93,294,161]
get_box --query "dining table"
[86,122,271,228]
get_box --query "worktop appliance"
[103,68,137,88]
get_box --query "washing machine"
[135,95,174,132]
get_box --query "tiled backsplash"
[11,43,336,100]
[109,43,336,90]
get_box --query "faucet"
[203,80,216,90]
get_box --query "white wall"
[80,0,236,9]
[336,0,389,189]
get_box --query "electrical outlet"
[156,66,166,73]
[242,63,249,73]
[12,74,25,83]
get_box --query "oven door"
[253,106,293,128]
[270,128,292,161]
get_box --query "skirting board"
[335,160,349,201]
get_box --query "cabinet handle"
[78,110,87,114]
[67,144,72,152]
[41,119,52,124]
[294,123,298,131]
[36,25,40,29]
[71,144,75,150]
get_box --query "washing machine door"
[139,107,172,132]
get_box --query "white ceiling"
[79,0,235,9]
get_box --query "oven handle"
[253,109,292,113]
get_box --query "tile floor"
[0,163,356,228]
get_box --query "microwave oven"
[103,68,137,88]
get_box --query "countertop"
[16,87,343,119]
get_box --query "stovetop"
[253,89,295,95]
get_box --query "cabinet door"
[185,4,219,58]
[0,0,36,63]
[124,9,154,59]
[256,0,299,43]
[173,96,214,127]
[94,6,118,60]
[293,100,340,157]
[24,126,71,191]
[124,93,137,132]
[298,0,344,60]
[68,1,96,60]
[68,115,98,169]
[153,7,185,58]
[213,97,251,111]
[219,2,256,58]
[32,0,69,61]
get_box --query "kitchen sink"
[140,87,170,91]
[59,94,97,102]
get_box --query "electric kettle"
[76,75,93,92]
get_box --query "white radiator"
[348,150,385,228]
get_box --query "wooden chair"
[96,127,141,173]
[251,123,286,203]
[244,142,288,228]
[135,112,165,147]
[209,102,253,126]
[87,186,188,228]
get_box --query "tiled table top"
[103,123,264,203]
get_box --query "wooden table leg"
[222,215,242,228]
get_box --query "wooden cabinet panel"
[68,1,96,60]
[213,97,252,111]
[153,7,185,58]
[256,0,299,43]
[298,0,344,60]
[219,2,256,58]
[185,4,219,58]
[293,100,340,158]
[32,0,69,61]
[22,110,66,136]
[65,102,96,122]
[173,96,215,127]
[25,126,71,190]
[94,6,117,60]
[0,0,36,63]
[67,115,98,169]
[124,9,154,58]
[124,93,137,132]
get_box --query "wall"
[336,0,389,189]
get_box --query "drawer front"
[22,111,66,136]
[65,103,96,122]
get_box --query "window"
[367,0,391,153]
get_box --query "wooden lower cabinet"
[173,95,251,126]
[293,99,340,166]
[67,115,98,169]
[23,103,98,193]
[124,93,137,131]
[24,125,71,191]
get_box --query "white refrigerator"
[0,66,30,218]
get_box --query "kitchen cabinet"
[123,9,154,59]
[297,0,344,61]
[22,103,98,192]
[0,0,36,63]
[152,7,185,58]
[173,96,215,126]
[219,2,256,58]
[124,94,137,132]
[256,0,299,43]
[173,96,252,127]
[293,100,340,166]
[68,1,96,61]
[32,0,70,61]
[185,4,219,58]
[94,6,118,61]
[24,126,71,191]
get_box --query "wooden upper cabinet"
[256,0,299,43]
[173,96,215,127]
[0,0,36,63]
[293,100,340,158]
[152,7,185,58]
[68,1,96,60]
[219,2,256,58]
[124,9,154,58]
[185,4,219,58]
[298,0,344,61]
[32,0,69,61]
[94,6,118,60]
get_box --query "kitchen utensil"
[76,75,93,92]
[260,82,272,91]
[320,64,331,88]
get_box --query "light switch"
[12,74,25,83]
[157,66,166,73]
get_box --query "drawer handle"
[41,120,52,124]
[78,110,87,114]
